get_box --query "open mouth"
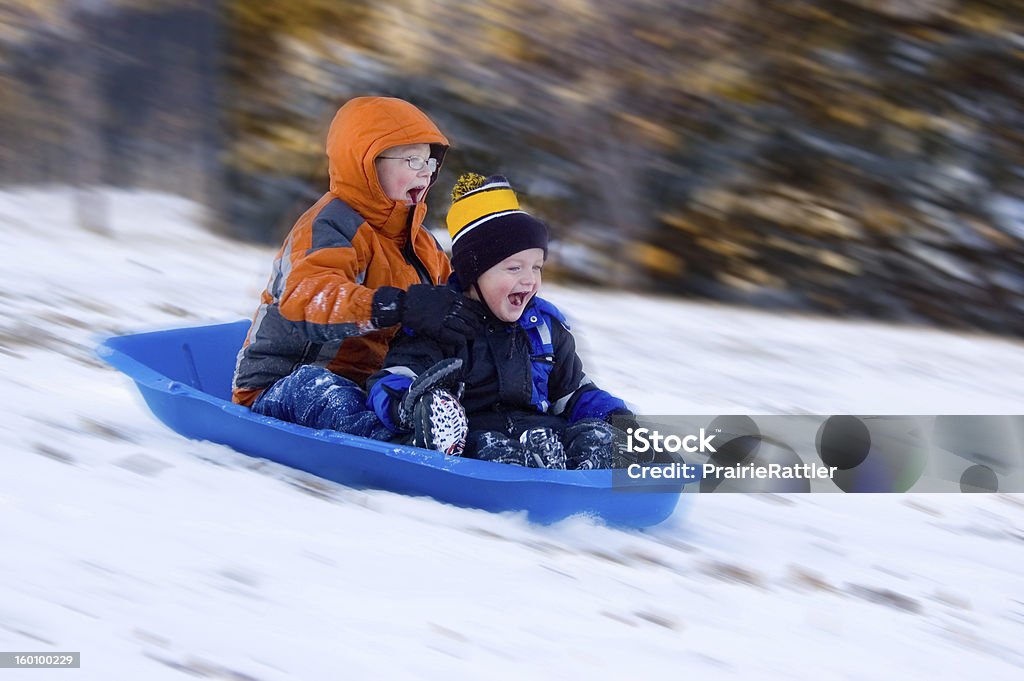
[406,186,426,204]
[508,291,530,307]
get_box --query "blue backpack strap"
[518,297,567,412]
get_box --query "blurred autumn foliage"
[3,0,1024,334]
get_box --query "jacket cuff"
[569,389,628,423]
[371,286,406,329]
[367,373,414,433]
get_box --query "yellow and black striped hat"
[446,173,548,287]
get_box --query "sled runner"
[98,320,684,527]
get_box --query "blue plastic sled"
[97,320,684,527]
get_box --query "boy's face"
[469,248,545,323]
[374,143,433,205]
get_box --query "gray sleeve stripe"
[384,366,419,380]
[551,392,574,415]
[269,236,294,300]
[550,375,592,415]
[232,303,271,390]
[311,199,364,251]
[302,320,364,344]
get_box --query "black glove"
[605,410,652,467]
[389,358,465,430]
[606,409,640,434]
[372,285,481,344]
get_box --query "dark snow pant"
[251,365,392,441]
[467,417,624,470]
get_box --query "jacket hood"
[326,97,449,237]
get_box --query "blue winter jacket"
[366,294,628,434]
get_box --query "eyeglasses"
[378,156,438,172]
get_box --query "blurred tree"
[66,2,111,235]
[3,0,1024,336]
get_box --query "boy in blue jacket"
[367,174,637,469]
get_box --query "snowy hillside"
[1,189,1022,680]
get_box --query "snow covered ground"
[1,188,1022,680]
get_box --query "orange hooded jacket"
[232,97,452,406]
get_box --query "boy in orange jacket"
[233,97,479,437]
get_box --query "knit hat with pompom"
[446,173,548,288]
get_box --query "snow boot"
[565,419,616,470]
[412,389,468,456]
[472,431,531,466]
[519,427,567,470]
